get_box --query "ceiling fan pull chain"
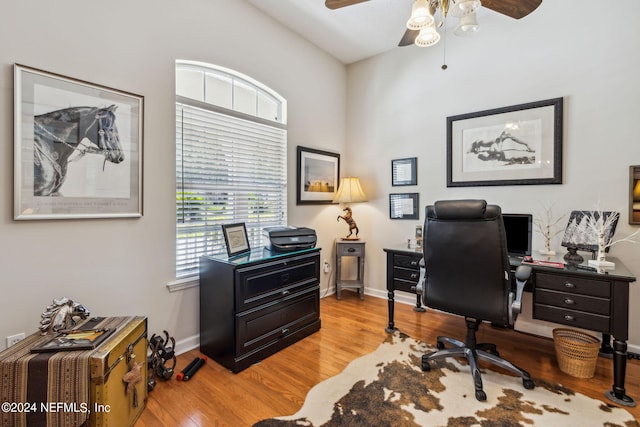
[442,19,448,70]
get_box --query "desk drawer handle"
[410,260,418,266]
[410,286,416,291]
[564,282,576,289]
[563,315,575,321]
[281,290,290,297]
[564,298,575,305]
[410,273,418,279]
[347,248,356,253]
[281,328,289,335]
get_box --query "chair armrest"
[510,264,532,324]
[416,258,425,296]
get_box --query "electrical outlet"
[323,259,330,273]
[6,333,25,348]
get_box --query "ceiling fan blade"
[399,29,419,47]
[481,0,542,19]
[325,0,369,10]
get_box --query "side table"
[335,239,365,300]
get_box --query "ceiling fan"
[325,0,542,48]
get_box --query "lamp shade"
[333,177,368,203]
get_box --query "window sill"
[167,276,199,293]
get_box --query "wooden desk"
[383,246,637,407]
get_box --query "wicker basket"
[553,328,600,378]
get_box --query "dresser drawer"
[534,304,610,332]
[236,286,319,357]
[236,253,319,311]
[393,254,421,269]
[535,289,610,315]
[535,272,610,298]
[394,266,420,282]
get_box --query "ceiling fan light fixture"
[406,0,434,30]
[450,0,481,17]
[454,12,480,36]
[415,26,441,47]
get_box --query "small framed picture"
[389,193,419,220]
[392,157,417,186]
[296,146,340,205]
[222,223,251,257]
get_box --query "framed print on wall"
[296,146,340,205]
[222,223,251,257]
[447,97,563,187]
[14,64,144,220]
[389,193,419,220]
[392,157,417,186]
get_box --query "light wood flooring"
[135,293,640,426]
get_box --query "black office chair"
[416,199,535,401]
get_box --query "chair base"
[422,334,535,402]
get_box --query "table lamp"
[333,177,367,240]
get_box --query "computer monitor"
[502,213,533,257]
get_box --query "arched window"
[175,60,287,279]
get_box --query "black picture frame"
[447,97,563,187]
[630,165,640,225]
[222,223,251,257]
[296,146,340,205]
[389,193,419,220]
[561,210,619,253]
[392,157,417,186]
[14,64,144,220]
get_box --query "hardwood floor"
[135,293,640,426]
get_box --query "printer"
[262,226,317,252]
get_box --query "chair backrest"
[423,199,511,325]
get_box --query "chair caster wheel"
[421,358,431,372]
[523,379,535,390]
[475,390,487,401]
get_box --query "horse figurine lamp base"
[337,206,361,240]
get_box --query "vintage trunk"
[0,316,147,427]
[89,316,148,427]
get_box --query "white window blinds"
[176,101,287,278]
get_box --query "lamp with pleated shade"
[333,177,368,240]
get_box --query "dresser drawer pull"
[410,286,416,291]
[281,328,289,335]
[564,282,576,289]
[347,248,356,253]
[563,298,575,305]
[410,260,418,266]
[563,315,575,321]
[410,273,418,279]
[281,290,290,297]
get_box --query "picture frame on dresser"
[222,222,251,257]
[447,97,563,187]
[13,64,144,220]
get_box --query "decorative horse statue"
[33,105,124,196]
[39,297,91,334]
[337,207,360,240]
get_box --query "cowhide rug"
[254,332,638,427]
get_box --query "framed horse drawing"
[13,64,144,220]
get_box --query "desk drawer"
[392,279,418,293]
[393,254,421,269]
[536,273,610,298]
[535,289,610,316]
[394,266,420,282]
[534,304,610,332]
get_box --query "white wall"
[345,0,640,347]
[0,0,346,350]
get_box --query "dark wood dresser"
[199,247,321,373]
